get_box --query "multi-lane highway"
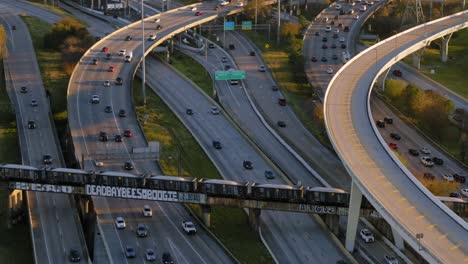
[325,10,468,263]
[1,13,89,264]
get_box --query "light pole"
[416,233,424,251]
[277,0,281,45]
[141,0,146,105]
[255,0,258,26]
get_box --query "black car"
[332,54,338,60]
[376,120,385,128]
[43,154,53,165]
[384,116,393,124]
[453,174,466,183]
[11,25,16,30]
[322,44,328,49]
[408,149,419,156]
[340,43,347,49]
[314,31,320,36]
[229,44,235,50]
[124,161,134,170]
[114,134,123,142]
[162,252,174,264]
[31,99,38,107]
[449,192,461,198]
[330,20,335,25]
[69,249,81,262]
[186,109,194,115]
[322,37,328,42]
[432,157,443,165]
[20,86,28,93]
[331,43,337,49]
[264,170,275,179]
[115,77,123,85]
[271,85,279,91]
[390,133,401,140]
[92,58,98,65]
[125,35,132,41]
[243,160,253,170]
[28,120,37,129]
[340,9,345,15]
[99,131,108,142]
[344,26,350,32]
[249,51,255,56]
[224,65,231,70]
[105,106,112,113]
[212,140,222,149]
[209,43,215,49]
[106,53,112,60]
[277,121,286,127]
[337,23,343,28]
[156,24,162,30]
[321,57,328,62]
[119,109,127,117]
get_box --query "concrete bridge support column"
[201,205,211,227]
[392,227,405,250]
[412,48,425,69]
[440,33,453,63]
[345,181,363,252]
[325,214,340,236]
[248,208,261,233]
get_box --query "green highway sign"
[224,21,235,31]
[215,70,246,81]
[241,21,252,30]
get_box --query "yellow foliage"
[418,176,460,196]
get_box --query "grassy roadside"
[133,78,273,263]
[0,59,33,263]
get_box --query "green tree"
[243,0,272,22]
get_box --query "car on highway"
[344,26,350,32]
[136,224,149,237]
[115,216,126,229]
[321,56,328,62]
[384,255,398,264]
[333,33,338,39]
[384,116,393,124]
[115,77,123,85]
[360,228,375,242]
[388,143,398,150]
[68,249,81,262]
[119,49,126,56]
[143,205,152,217]
[229,44,235,50]
[326,67,334,74]
[335,4,342,9]
[212,140,222,149]
[124,161,134,170]
[31,99,38,107]
[322,17,329,22]
[106,53,112,60]
[311,56,318,62]
[43,154,53,165]
[337,23,343,28]
[148,34,157,41]
[224,65,231,70]
[322,44,328,49]
[103,80,111,87]
[432,157,443,165]
[114,134,122,142]
[230,80,239,85]
[119,109,127,117]
[108,66,115,72]
[11,25,16,30]
[271,85,279,91]
[453,174,466,183]
[94,160,104,167]
[101,47,109,52]
[408,149,419,156]
[314,31,320,36]
[145,249,156,261]
[162,252,174,264]
[28,120,37,129]
[420,147,430,155]
[325,25,332,32]
[20,86,28,93]
[98,131,108,141]
[332,54,338,60]
[123,129,133,137]
[211,106,220,115]
[341,43,347,49]
[461,188,468,197]
[420,156,434,167]
[423,173,435,180]
[331,43,337,49]
[360,6,367,12]
[125,35,132,41]
[243,160,253,170]
[339,37,345,42]
[186,108,194,115]
[235,2,244,7]
[182,221,197,234]
[322,36,328,42]
[209,43,215,49]
[392,69,402,77]
[156,24,162,30]
[277,121,286,127]
[91,58,98,65]
[219,0,229,6]
[104,106,112,113]
[249,51,255,56]
[195,11,203,16]
[353,14,360,19]
[333,28,340,34]
[125,246,136,258]
[376,120,385,128]
[221,57,228,63]
[258,65,266,72]
[442,174,454,182]
[154,18,161,23]
[278,98,287,106]
[390,133,401,140]
[264,170,275,179]
[91,95,100,104]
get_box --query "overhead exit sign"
[215,70,246,80]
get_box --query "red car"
[123,130,133,137]
[311,56,317,62]
[388,143,398,150]
[108,66,115,72]
[195,11,202,16]
[392,70,402,77]
[101,47,109,52]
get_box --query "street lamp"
[416,233,424,251]
[141,0,146,105]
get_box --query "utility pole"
[277,0,281,45]
[255,0,258,25]
[141,0,146,105]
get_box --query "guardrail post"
[248,208,261,233]
[201,204,211,227]
[345,181,362,252]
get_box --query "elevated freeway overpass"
[324,10,468,263]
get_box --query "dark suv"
[162,252,174,264]
[43,154,53,165]
[243,160,253,170]
[115,77,123,85]
[98,131,108,141]
[124,161,134,170]
[376,120,385,128]
[212,140,222,149]
[28,120,37,129]
[453,174,466,183]
[69,249,81,262]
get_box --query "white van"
[125,51,133,62]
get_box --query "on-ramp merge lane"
[325,11,468,263]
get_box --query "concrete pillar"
[84,199,90,214]
[325,214,340,236]
[412,47,425,69]
[440,33,453,63]
[392,227,405,250]
[345,180,363,252]
[201,205,211,227]
[380,67,391,92]
[248,208,261,233]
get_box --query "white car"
[335,4,342,9]
[191,7,197,11]
[350,1,356,6]
[442,174,454,182]
[148,34,157,41]
[182,221,197,234]
[326,67,334,74]
[143,205,152,217]
[258,65,266,72]
[420,156,434,167]
[360,6,367,12]
[154,18,160,23]
[235,2,244,7]
[353,15,360,20]
[115,216,126,229]
[91,95,100,104]
[384,255,399,264]
[103,80,111,87]
[94,160,104,167]
[420,147,430,155]
[360,229,374,243]
[325,25,332,32]
[333,28,340,33]
[339,37,345,42]
[461,188,468,197]
[118,49,126,56]
[211,106,220,115]
[145,249,156,261]
[219,0,229,6]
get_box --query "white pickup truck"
[182,221,197,234]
